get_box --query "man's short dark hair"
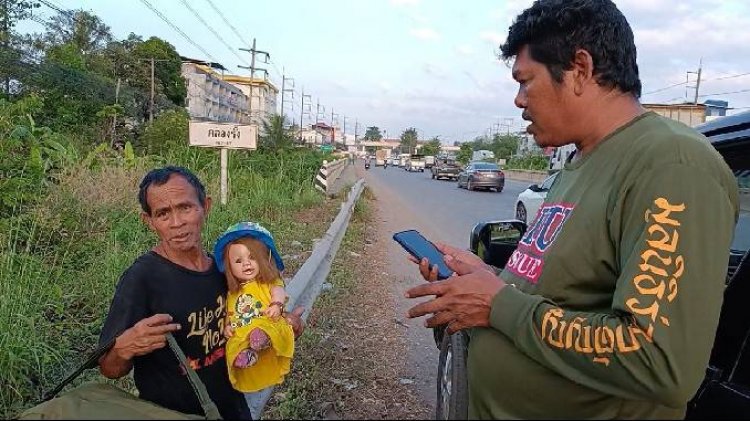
[501,0,642,97]
[138,166,207,215]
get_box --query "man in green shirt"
[405,0,739,418]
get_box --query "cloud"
[390,0,420,6]
[455,45,475,57]
[422,63,448,79]
[410,27,440,41]
[480,31,504,46]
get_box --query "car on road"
[431,158,462,181]
[406,154,426,172]
[456,162,505,192]
[514,172,559,223]
[433,110,750,420]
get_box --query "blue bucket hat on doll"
[213,221,285,273]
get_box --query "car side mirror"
[470,220,527,268]
[528,183,542,192]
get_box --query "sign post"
[189,121,258,205]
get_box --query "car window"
[540,173,559,190]
[474,163,498,170]
[733,170,750,253]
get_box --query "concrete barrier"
[253,179,365,417]
[314,158,349,196]
[503,169,549,184]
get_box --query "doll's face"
[227,243,260,282]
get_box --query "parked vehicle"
[375,149,388,167]
[431,158,462,181]
[425,155,436,169]
[407,154,426,172]
[432,111,750,420]
[398,153,410,168]
[457,162,504,192]
[514,172,559,223]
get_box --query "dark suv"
[433,111,750,420]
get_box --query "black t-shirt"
[99,251,251,420]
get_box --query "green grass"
[262,190,371,420]
[0,145,331,418]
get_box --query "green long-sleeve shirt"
[469,112,739,419]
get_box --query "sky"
[21,0,750,143]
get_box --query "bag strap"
[41,333,222,420]
[165,333,222,420]
[42,336,118,401]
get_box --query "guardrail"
[314,158,349,196]
[252,178,366,417]
[503,169,549,183]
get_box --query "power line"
[698,88,750,98]
[177,0,249,67]
[203,0,249,46]
[137,0,218,64]
[643,71,750,97]
[643,81,689,96]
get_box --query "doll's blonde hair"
[223,237,281,293]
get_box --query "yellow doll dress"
[225,279,295,393]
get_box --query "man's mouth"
[173,232,190,242]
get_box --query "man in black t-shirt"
[98,166,305,420]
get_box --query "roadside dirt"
[264,166,433,420]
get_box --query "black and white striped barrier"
[315,158,348,195]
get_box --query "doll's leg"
[249,328,271,351]
[233,348,259,368]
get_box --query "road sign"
[320,144,334,153]
[189,121,258,149]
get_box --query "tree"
[456,143,473,164]
[1,0,39,95]
[363,126,382,141]
[400,127,418,154]
[38,10,112,58]
[491,134,520,160]
[260,114,294,152]
[421,136,441,156]
[133,37,186,106]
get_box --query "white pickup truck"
[406,154,426,172]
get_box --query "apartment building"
[181,58,250,124]
[222,75,279,126]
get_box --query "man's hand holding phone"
[396,230,506,334]
[408,241,493,282]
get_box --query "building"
[222,75,279,126]
[299,122,335,145]
[181,57,249,124]
[643,102,707,127]
[704,99,730,122]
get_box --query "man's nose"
[168,209,186,227]
[514,87,527,109]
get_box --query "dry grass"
[264,190,431,420]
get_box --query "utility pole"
[138,58,168,124]
[694,58,703,105]
[316,99,325,124]
[239,38,269,125]
[112,77,121,148]
[280,68,294,125]
[150,58,155,124]
[354,119,359,143]
[2,0,9,96]
[299,88,312,142]
[695,58,703,105]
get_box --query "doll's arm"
[264,286,287,319]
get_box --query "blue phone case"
[393,230,453,280]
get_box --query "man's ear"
[141,211,153,231]
[203,196,213,214]
[571,49,595,96]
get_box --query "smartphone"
[393,230,454,280]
